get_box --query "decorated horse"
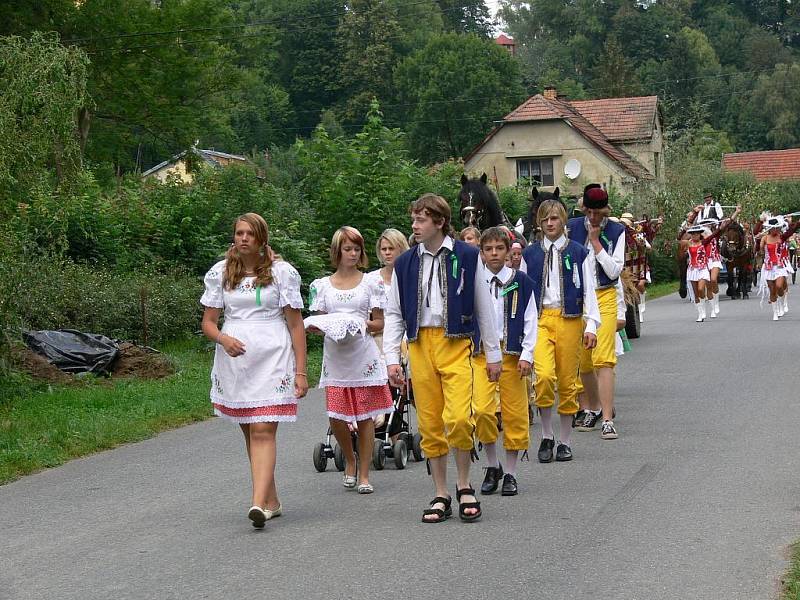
[720,221,755,299]
[458,173,511,230]
[517,186,563,242]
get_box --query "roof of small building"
[466,93,658,180]
[721,148,800,182]
[495,34,515,46]
[142,147,247,177]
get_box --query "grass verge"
[0,339,322,485]
[646,280,678,300]
[784,542,800,600]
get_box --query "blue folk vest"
[568,217,625,289]
[522,239,588,318]
[393,239,479,343]
[472,269,535,356]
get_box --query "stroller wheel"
[312,442,328,472]
[372,439,386,470]
[411,433,424,462]
[333,444,345,472]
[392,439,408,470]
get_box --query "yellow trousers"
[580,286,618,372]
[407,328,475,457]
[533,309,583,415]
[473,354,530,451]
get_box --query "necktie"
[491,276,502,298]
[544,243,555,289]
[425,248,446,307]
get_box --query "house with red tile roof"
[464,87,664,196]
[721,149,800,182]
[495,34,515,56]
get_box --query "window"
[516,158,554,186]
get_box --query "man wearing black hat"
[700,190,723,221]
[568,184,625,440]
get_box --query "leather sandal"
[456,486,482,522]
[421,496,452,523]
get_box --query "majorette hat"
[766,216,784,230]
[620,212,634,227]
[687,224,706,234]
[583,184,608,209]
[698,218,719,227]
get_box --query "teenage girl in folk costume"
[200,213,308,529]
[521,200,600,463]
[759,216,800,320]
[309,227,392,495]
[364,228,410,355]
[384,193,502,524]
[473,227,538,497]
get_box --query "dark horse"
[458,173,510,231]
[720,221,754,299]
[520,186,563,242]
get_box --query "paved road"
[2,292,799,600]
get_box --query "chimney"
[543,86,557,100]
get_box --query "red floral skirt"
[326,385,393,422]
[213,402,297,423]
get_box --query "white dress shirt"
[383,236,501,366]
[520,235,601,335]
[581,217,626,282]
[484,265,538,363]
[701,202,723,220]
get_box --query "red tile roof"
[495,94,655,180]
[722,149,800,182]
[495,34,514,46]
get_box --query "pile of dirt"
[10,347,72,384]
[110,342,175,379]
[12,342,175,382]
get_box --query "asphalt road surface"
[2,292,799,600]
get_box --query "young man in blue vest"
[384,193,502,523]
[472,227,538,496]
[569,184,625,440]
[521,200,600,463]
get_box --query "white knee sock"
[485,442,499,468]
[540,407,554,439]
[505,449,519,476]
[560,414,573,447]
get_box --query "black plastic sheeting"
[23,330,120,375]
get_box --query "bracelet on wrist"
[295,372,307,377]
[216,332,225,344]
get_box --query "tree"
[0,32,89,202]
[436,0,494,37]
[591,36,641,97]
[750,62,800,148]
[393,33,525,163]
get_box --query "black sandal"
[456,486,482,522]
[421,496,452,523]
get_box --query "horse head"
[459,173,503,230]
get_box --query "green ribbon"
[500,281,519,297]
[255,285,262,307]
[450,253,458,278]
[600,233,611,246]
[564,255,572,271]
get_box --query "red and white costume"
[686,242,711,283]
[707,237,724,271]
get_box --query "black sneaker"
[577,411,600,431]
[572,410,587,428]
[600,420,618,440]
[501,473,518,496]
[555,443,573,461]
[537,438,554,463]
[480,465,504,494]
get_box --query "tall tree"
[750,62,800,148]
[393,32,525,163]
[591,36,641,97]
[436,0,494,37]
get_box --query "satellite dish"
[564,159,582,180]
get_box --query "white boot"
[713,294,720,316]
[772,302,780,321]
[639,293,646,323]
[696,301,705,322]
[777,297,785,317]
[782,294,789,314]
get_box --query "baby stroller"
[312,361,423,472]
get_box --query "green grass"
[0,339,323,485]
[784,542,800,600]
[646,280,678,300]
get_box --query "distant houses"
[142,146,249,183]
[722,148,800,182]
[464,87,664,197]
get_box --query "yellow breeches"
[533,309,583,415]
[472,353,530,451]
[580,286,618,372]
[407,328,475,457]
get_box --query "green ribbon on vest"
[450,253,458,278]
[500,281,519,296]
[564,255,572,271]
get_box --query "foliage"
[0,32,89,201]
[393,33,525,163]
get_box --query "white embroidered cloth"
[303,313,366,342]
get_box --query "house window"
[516,158,554,186]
